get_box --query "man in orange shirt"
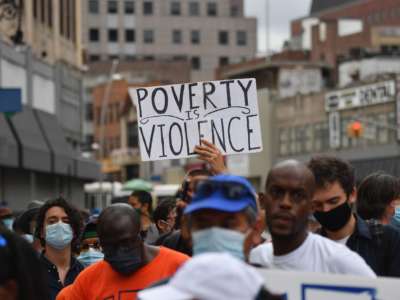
[57,203,188,300]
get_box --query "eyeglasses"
[195,180,255,201]
[81,241,101,251]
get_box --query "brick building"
[290,0,400,71]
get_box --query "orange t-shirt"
[56,247,188,300]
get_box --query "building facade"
[290,0,400,72]
[0,1,99,210]
[81,0,257,81]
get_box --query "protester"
[184,174,262,260]
[160,168,213,256]
[76,220,103,268]
[128,190,159,243]
[357,172,400,224]
[152,199,177,243]
[0,227,49,300]
[250,160,376,277]
[139,253,283,300]
[56,203,188,300]
[13,203,43,251]
[0,206,14,231]
[308,156,400,277]
[35,198,84,300]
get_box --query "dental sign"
[129,79,263,161]
[325,80,396,112]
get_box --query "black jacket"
[40,253,84,300]
[322,215,400,277]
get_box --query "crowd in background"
[1,141,400,299]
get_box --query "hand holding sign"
[195,139,227,175]
[129,78,263,161]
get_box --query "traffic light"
[347,121,363,138]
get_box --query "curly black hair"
[34,197,83,251]
[357,172,400,221]
[308,156,355,197]
[0,227,50,300]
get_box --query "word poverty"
[129,78,263,161]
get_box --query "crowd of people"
[1,141,400,299]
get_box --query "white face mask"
[45,222,73,250]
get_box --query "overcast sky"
[244,0,312,54]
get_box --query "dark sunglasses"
[195,180,254,200]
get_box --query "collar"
[40,252,82,270]
[351,214,372,240]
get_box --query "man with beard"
[249,160,375,277]
[57,204,188,299]
[308,156,400,277]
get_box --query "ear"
[349,188,357,204]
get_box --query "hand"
[194,139,227,175]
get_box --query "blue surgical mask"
[394,206,400,222]
[45,222,73,250]
[2,218,14,231]
[77,248,104,267]
[192,227,245,260]
[23,234,34,244]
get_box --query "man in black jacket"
[308,156,400,277]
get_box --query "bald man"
[57,204,188,300]
[249,160,376,277]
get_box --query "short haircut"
[357,172,400,220]
[34,198,82,251]
[130,190,153,214]
[153,199,176,225]
[308,156,355,197]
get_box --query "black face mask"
[104,244,143,276]
[313,201,352,232]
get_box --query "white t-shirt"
[335,235,350,246]
[249,233,376,278]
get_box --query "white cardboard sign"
[259,269,399,300]
[129,78,263,161]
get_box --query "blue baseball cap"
[184,174,257,214]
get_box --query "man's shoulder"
[75,260,108,280]
[159,246,190,263]
[249,242,273,266]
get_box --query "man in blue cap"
[184,174,262,261]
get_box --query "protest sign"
[128,78,262,161]
[259,269,399,300]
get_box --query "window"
[124,1,135,14]
[237,31,247,46]
[191,56,201,70]
[125,29,135,42]
[127,122,139,147]
[89,0,99,13]
[109,55,119,61]
[143,1,153,15]
[89,28,99,42]
[143,29,154,43]
[207,2,217,16]
[219,57,229,66]
[170,1,181,16]
[126,55,136,61]
[219,31,229,45]
[89,54,100,62]
[108,0,118,14]
[230,4,239,17]
[47,0,53,26]
[189,1,200,16]
[108,29,118,42]
[144,56,154,61]
[172,30,182,44]
[85,103,93,121]
[191,30,200,44]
